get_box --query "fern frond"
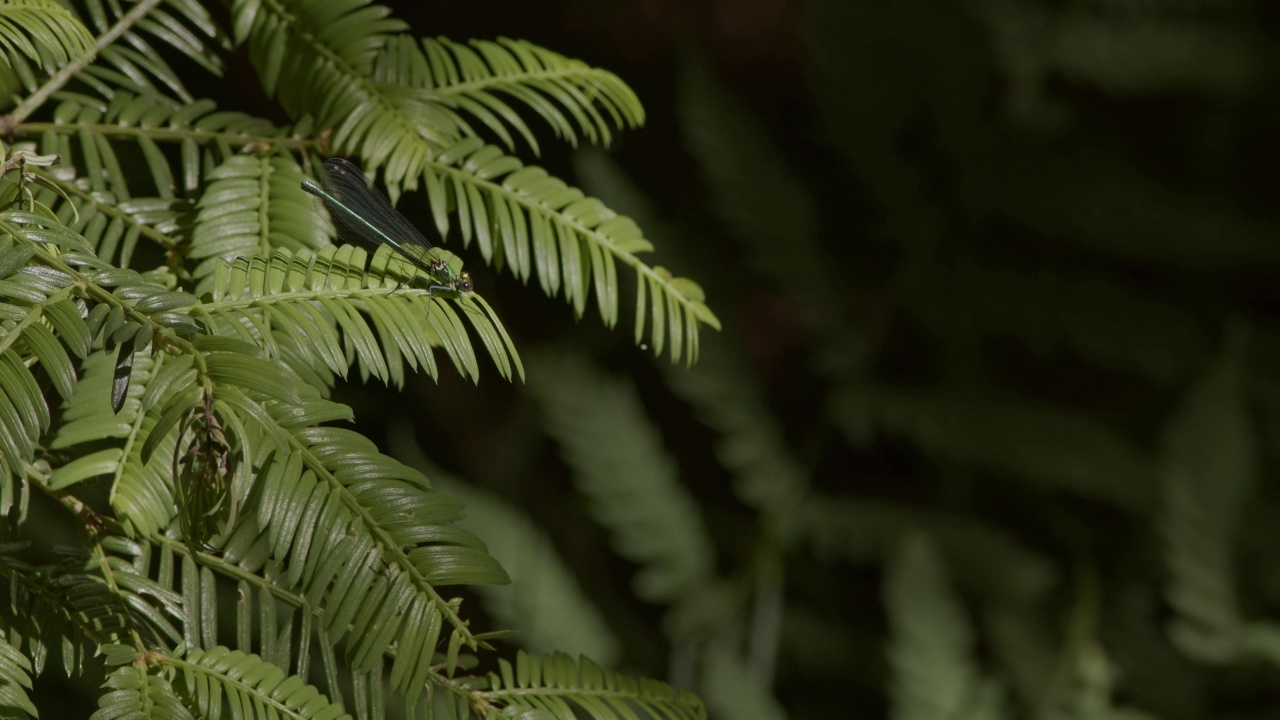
[0,0,94,70]
[48,348,177,538]
[0,633,36,718]
[208,407,508,695]
[375,35,644,155]
[423,138,717,364]
[232,0,450,193]
[195,244,521,385]
[164,646,348,720]
[1161,334,1253,663]
[527,351,714,604]
[74,0,230,100]
[394,445,621,664]
[833,384,1155,510]
[189,154,330,290]
[479,651,706,720]
[90,658,194,720]
[98,530,343,707]
[30,90,292,199]
[0,223,91,504]
[886,535,1005,720]
[6,0,227,126]
[0,540,149,677]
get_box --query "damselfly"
[301,158,473,295]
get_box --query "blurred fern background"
[1,0,1279,717]
[378,1,1280,718]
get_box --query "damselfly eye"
[458,273,473,293]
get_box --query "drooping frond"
[1160,334,1252,663]
[4,0,228,126]
[0,540,157,678]
[208,408,509,696]
[526,351,714,604]
[394,445,621,664]
[189,154,330,290]
[374,35,644,155]
[886,535,1006,720]
[0,0,94,70]
[195,244,522,385]
[91,530,358,711]
[477,651,706,720]
[0,632,36,718]
[69,0,230,99]
[0,217,93,506]
[832,385,1155,511]
[422,138,717,364]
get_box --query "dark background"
[344,1,1280,718]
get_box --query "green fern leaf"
[0,228,89,504]
[0,633,36,719]
[189,154,330,292]
[196,245,521,385]
[0,0,94,70]
[423,138,717,364]
[202,407,509,695]
[232,0,448,192]
[527,351,714,605]
[168,646,348,720]
[0,545,145,676]
[481,651,706,720]
[33,89,286,200]
[886,535,1006,720]
[375,35,644,155]
[1161,333,1253,663]
[90,662,195,720]
[394,446,621,665]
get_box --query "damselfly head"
[457,272,474,293]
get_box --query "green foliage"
[886,536,1004,720]
[0,0,717,717]
[478,651,705,720]
[526,351,715,606]
[0,0,94,71]
[1160,332,1255,664]
[0,633,36,718]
